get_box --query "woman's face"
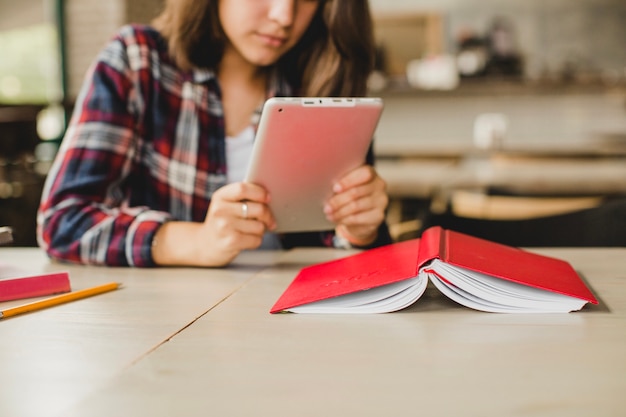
[219,0,320,67]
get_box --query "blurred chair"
[418,196,626,247]
[449,190,604,220]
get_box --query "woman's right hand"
[151,182,276,267]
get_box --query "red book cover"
[0,269,71,302]
[418,226,598,304]
[270,239,421,313]
[270,226,597,313]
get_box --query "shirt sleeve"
[37,34,170,267]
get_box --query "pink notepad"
[0,266,71,302]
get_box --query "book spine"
[416,226,446,268]
[0,272,71,302]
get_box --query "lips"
[257,33,287,48]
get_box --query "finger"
[233,200,277,230]
[218,229,264,252]
[333,202,386,228]
[332,165,376,193]
[325,177,387,219]
[326,190,372,221]
[326,182,373,214]
[237,218,269,237]
[215,181,271,204]
[207,215,265,250]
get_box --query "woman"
[37,0,391,267]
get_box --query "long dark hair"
[152,0,375,96]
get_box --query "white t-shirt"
[225,126,255,184]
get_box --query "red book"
[270,226,598,314]
[0,268,71,302]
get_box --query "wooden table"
[1,247,626,417]
[0,249,281,417]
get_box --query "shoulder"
[114,24,166,51]
[97,24,172,72]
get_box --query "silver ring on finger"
[241,202,248,219]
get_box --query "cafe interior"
[1,0,625,247]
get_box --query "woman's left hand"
[324,164,388,246]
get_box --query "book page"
[422,259,587,313]
[287,276,427,314]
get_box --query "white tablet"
[245,97,384,233]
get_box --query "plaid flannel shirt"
[37,24,390,267]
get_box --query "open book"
[270,226,598,314]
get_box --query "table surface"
[1,247,625,417]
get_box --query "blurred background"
[1,0,625,246]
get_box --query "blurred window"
[0,23,62,104]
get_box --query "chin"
[243,47,286,67]
[249,55,281,67]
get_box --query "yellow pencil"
[0,282,121,319]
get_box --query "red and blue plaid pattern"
[37,25,389,267]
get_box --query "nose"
[268,0,295,27]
